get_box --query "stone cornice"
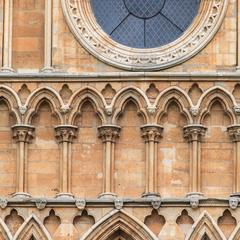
[1,71,240,82]
[55,125,78,143]
[183,124,207,142]
[98,125,121,143]
[12,125,35,143]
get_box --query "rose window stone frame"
[61,0,228,71]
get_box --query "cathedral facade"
[0,0,239,239]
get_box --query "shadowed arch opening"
[72,100,103,198]
[81,210,158,240]
[115,99,145,197]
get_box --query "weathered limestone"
[12,125,35,198]
[183,125,207,195]
[98,125,121,199]
[55,125,78,198]
[141,124,163,198]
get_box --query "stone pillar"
[227,125,240,193]
[55,125,78,198]
[41,0,53,72]
[183,124,207,196]
[12,125,35,198]
[1,0,14,72]
[141,124,163,198]
[98,125,121,199]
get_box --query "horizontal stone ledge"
[0,71,240,82]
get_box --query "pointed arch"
[229,220,240,240]
[0,218,12,240]
[68,87,106,124]
[13,214,52,240]
[154,87,193,124]
[0,85,22,123]
[186,211,226,240]
[24,87,63,124]
[81,209,158,240]
[198,86,236,124]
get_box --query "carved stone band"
[98,125,121,143]
[12,125,35,143]
[183,125,207,142]
[55,125,78,143]
[141,124,163,143]
[227,125,240,142]
[61,0,228,71]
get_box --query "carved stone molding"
[12,125,35,143]
[61,0,228,71]
[183,124,207,142]
[227,125,240,142]
[55,125,78,143]
[141,124,163,143]
[98,125,121,143]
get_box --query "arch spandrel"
[81,210,158,240]
[0,218,12,240]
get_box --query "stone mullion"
[183,125,207,195]
[141,124,163,198]
[227,125,240,193]
[55,125,78,198]
[1,0,14,72]
[98,125,121,199]
[41,0,53,72]
[12,125,35,198]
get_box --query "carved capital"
[141,124,163,143]
[183,125,207,142]
[227,125,240,142]
[98,125,121,143]
[55,125,78,143]
[12,125,35,143]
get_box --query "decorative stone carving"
[55,125,78,143]
[60,105,70,114]
[147,106,157,115]
[183,125,207,142]
[19,106,28,115]
[229,197,239,210]
[105,106,113,116]
[234,105,240,114]
[141,125,163,143]
[227,125,240,142]
[61,0,227,71]
[190,107,200,117]
[114,198,124,210]
[151,197,162,210]
[35,198,47,210]
[75,198,86,210]
[98,125,121,143]
[12,125,35,143]
[189,196,200,209]
[0,197,8,209]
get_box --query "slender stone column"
[227,125,240,193]
[183,124,207,195]
[141,124,163,198]
[12,125,35,198]
[98,125,121,199]
[1,0,14,72]
[55,125,78,198]
[41,0,53,72]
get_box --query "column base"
[142,192,161,198]
[98,192,117,199]
[40,66,54,73]
[186,192,204,198]
[56,193,74,199]
[0,67,15,73]
[12,192,31,199]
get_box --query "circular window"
[91,0,200,48]
[61,0,228,71]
